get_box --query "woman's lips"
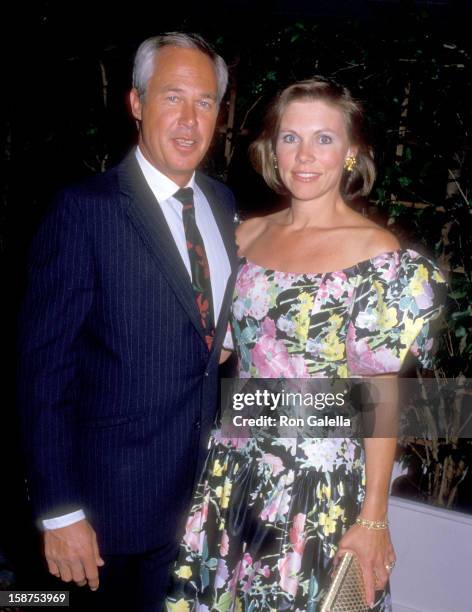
[292,171,322,182]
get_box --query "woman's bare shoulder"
[342,208,401,258]
[236,214,275,253]
[365,226,401,256]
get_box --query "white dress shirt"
[42,147,232,530]
[134,146,231,323]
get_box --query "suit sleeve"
[18,191,95,520]
[221,182,237,218]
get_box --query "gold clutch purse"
[320,552,369,612]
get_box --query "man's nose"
[178,102,197,127]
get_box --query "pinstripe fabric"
[17,153,238,554]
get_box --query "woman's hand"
[333,522,396,609]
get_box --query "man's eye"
[319,134,333,144]
[198,100,213,109]
[167,95,179,103]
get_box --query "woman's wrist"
[355,516,389,530]
[359,499,388,522]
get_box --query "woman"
[166,78,446,611]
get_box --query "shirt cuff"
[42,509,86,530]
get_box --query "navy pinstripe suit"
[18,153,238,555]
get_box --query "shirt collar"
[135,146,196,202]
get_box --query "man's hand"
[44,519,105,590]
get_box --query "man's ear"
[130,88,143,121]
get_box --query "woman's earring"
[344,155,357,172]
[272,154,278,170]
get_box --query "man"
[18,32,237,610]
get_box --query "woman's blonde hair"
[249,77,376,200]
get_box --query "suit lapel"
[118,154,207,342]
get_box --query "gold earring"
[344,155,357,172]
[272,154,278,170]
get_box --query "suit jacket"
[18,153,238,554]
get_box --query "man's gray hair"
[132,32,229,105]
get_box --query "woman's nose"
[295,142,315,163]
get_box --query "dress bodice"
[229,249,447,378]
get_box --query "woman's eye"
[319,134,333,144]
[282,134,297,143]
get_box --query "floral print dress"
[166,249,446,612]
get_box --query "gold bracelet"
[355,516,389,530]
